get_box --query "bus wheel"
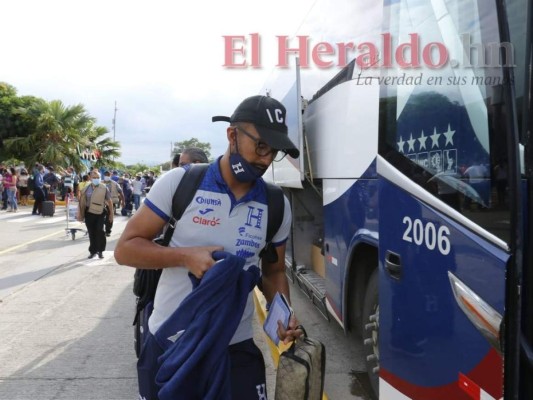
[362,268,379,398]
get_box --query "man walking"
[115,95,302,400]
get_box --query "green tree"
[87,125,121,169]
[172,137,212,161]
[159,160,171,171]
[0,83,45,160]
[4,100,94,171]
[127,162,150,176]
[0,82,20,142]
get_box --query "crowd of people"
[0,148,210,262]
[0,161,161,215]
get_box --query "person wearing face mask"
[115,95,302,400]
[78,170,113,259]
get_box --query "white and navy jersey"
[144,159,292,344]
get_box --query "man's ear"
[227,127,237,146]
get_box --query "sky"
[0,0,314,166]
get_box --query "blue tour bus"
[263,0,532,398]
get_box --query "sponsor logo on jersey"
[235,238,261,248]
[195,196,222,206]
[236,249,255,259]
[199,208,214,215]
[238,226,263,241]
[192,216,221,226]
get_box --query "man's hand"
[183,246,224,279]
[277,314,304,344]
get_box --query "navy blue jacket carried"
[153,251,260,400]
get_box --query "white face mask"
[104,176,111,181]
[92,178,101,186]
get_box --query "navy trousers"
[137,335,268,400]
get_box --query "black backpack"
[132,164,285,354]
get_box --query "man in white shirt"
[115,95,303,400]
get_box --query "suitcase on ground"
[42,200,55,217]
[47,192,56,202]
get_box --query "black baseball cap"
[212,95,300,159]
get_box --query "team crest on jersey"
[245,206,264,229]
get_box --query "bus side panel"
[378,169,505,400]
[303,76,380,321]
[322,174,378,321]
[304,78,379,179]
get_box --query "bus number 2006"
[402,216,451,255]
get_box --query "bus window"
[379,0,514,243]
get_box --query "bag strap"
[259,182,285,263]
[160,164,209,246]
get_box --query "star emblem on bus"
[397,125,456,154]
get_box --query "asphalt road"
[0,204,369,400]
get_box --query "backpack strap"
[259,182,285,264]
[161,164,209,245]
[133,164,210,316]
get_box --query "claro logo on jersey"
[192,216,221,226]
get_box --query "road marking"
[37,216,67,224]
[0,229,65,256]
[5,216,36,223]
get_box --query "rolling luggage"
[47,192,56,202]
[42,200,55,217]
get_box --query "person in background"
[177,147,209,167]
[32,165,46,215]
[104,170,124,214]
[131,173,144,211]
[120,173,134,216]
[43,166,59,200]
[111,170,120,182]
[18,168,30,206]
[62,166,75,201]
[103,170,124,237]
[143,171,155,194]
[171,153,181,169]
[77,170,113,259]
[78,174,90,196]
[4,167,18,212]
[0,166,7,210]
